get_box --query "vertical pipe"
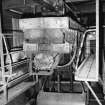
[0,0,2,32]
[0,0,3,32]
[86,88,89,105]
[29,55,33,75]
[86,38,90,57]
[33,6,36,15]
[57,73,60,92]
[70,66,73,92]
[96,0,99,80]
[3,84,8,104]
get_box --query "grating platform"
[75,55,98,81]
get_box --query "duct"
[9,9,23,14]
[19,17,69,30]
[19,17,70,71]
[19,17,82,74]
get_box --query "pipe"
[0,2,1,32]
[57,74,60,92]
[3,84,8,104]
[96,0,99,81]
[0,0,3,32]
[9,9,23,15]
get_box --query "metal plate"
[37,92,86,105]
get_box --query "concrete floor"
[7,93,28,105]
[6,90,105,105]
[6,79,105,105]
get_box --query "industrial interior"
[0,0,105,105]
